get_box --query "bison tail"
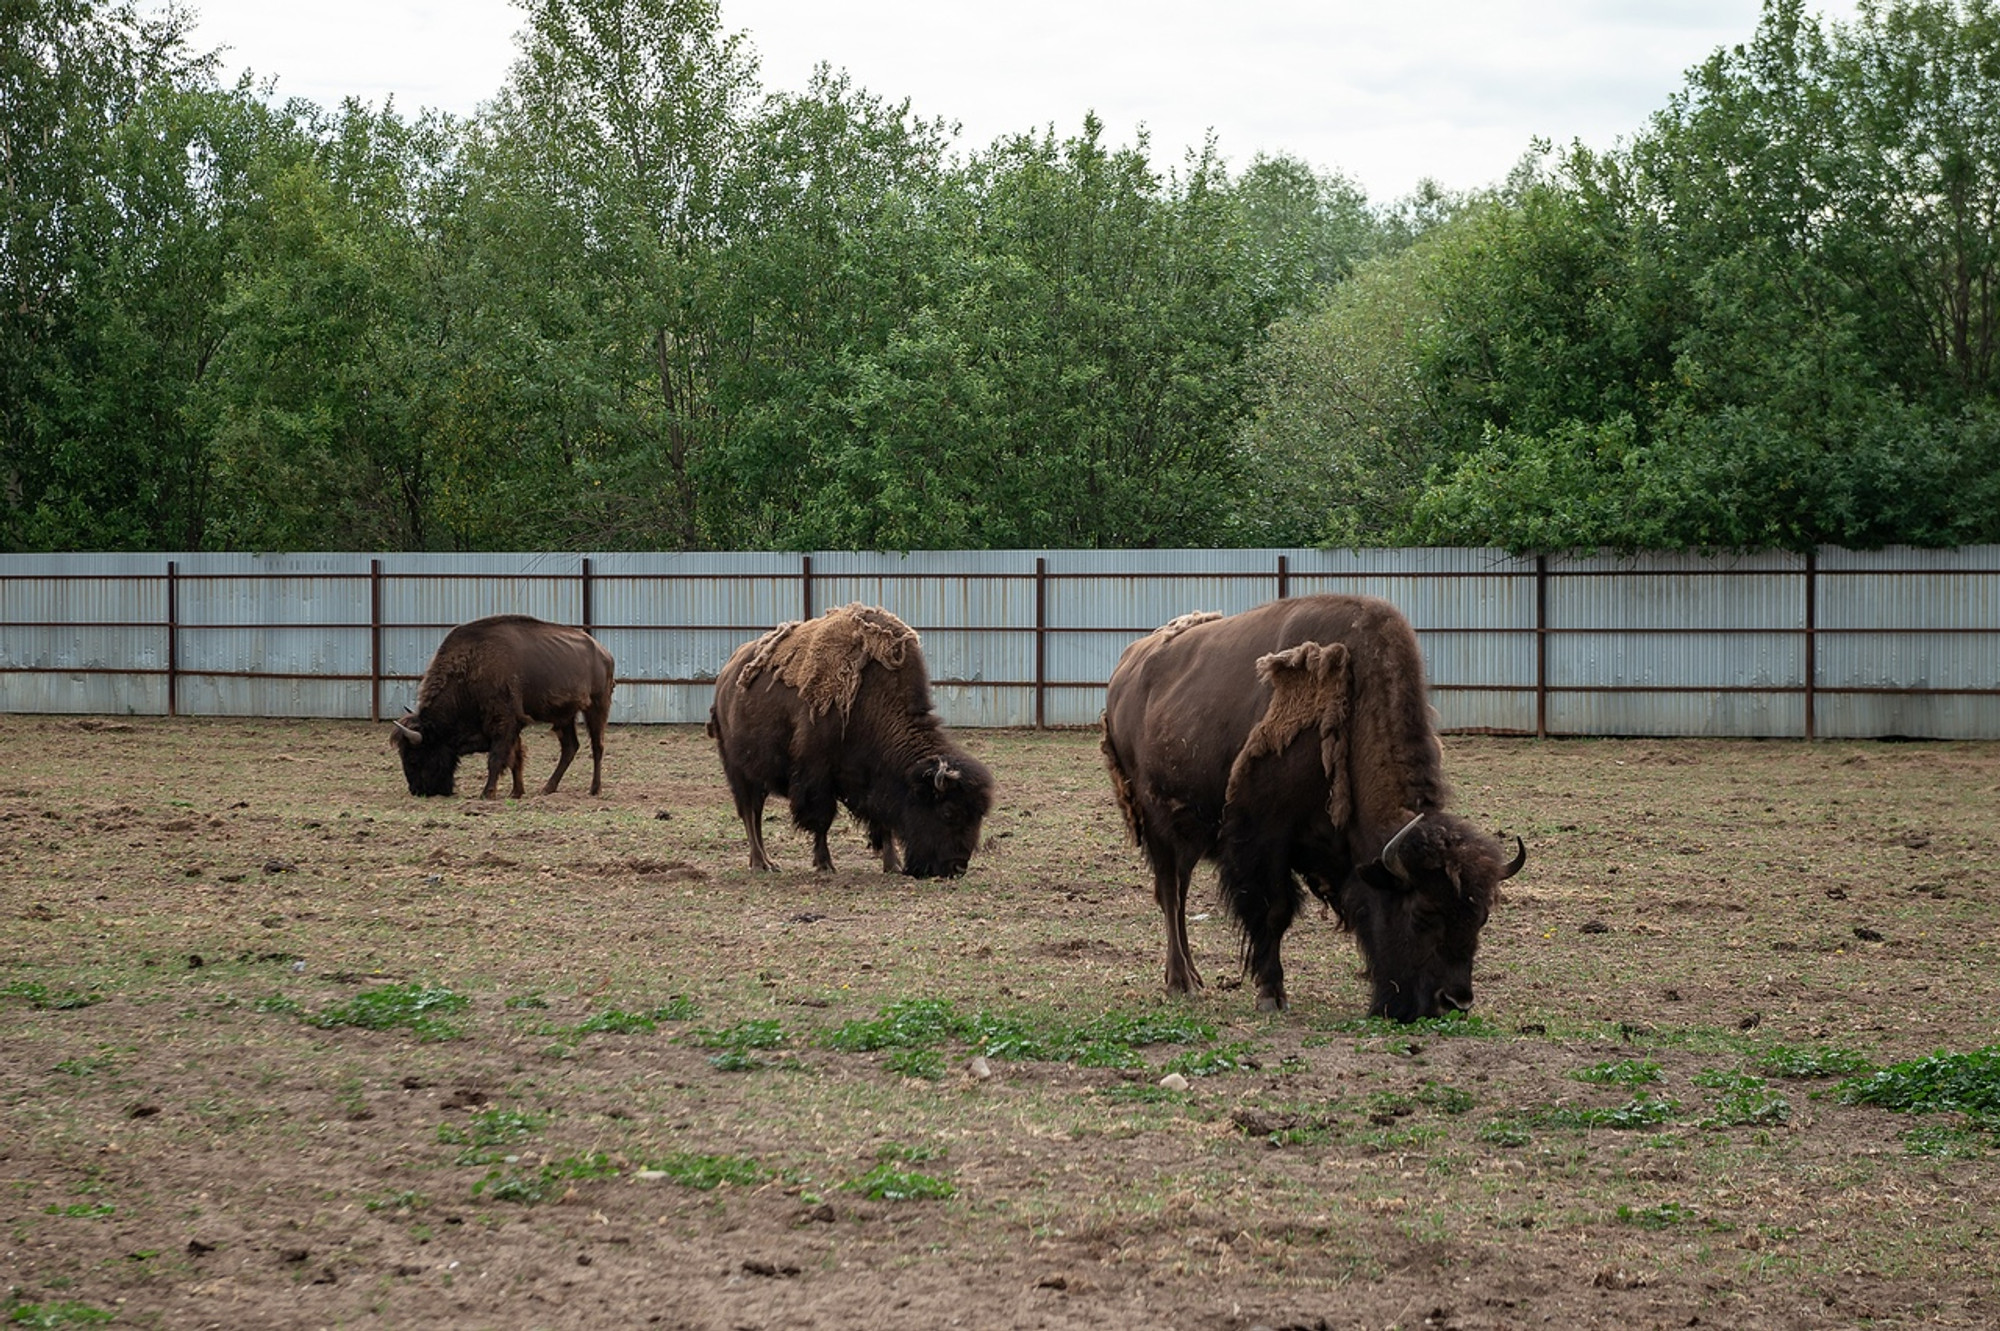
[1098,720,1144,846]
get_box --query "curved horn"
[1380,813,1424,882]
[1500,835,1527,880]
[933,762,960,791]
[392,717,421,742]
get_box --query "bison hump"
[1224,640,1353,829]
[741,603,920,719]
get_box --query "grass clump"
[306,984,469,1041]
[1161,1041,1261,1079]
[1522,1094,1680,1132]
[691,1018,790,1070]
[437,1108,543,1164]
[574,1001,697,1036]
[2,981,102,1012]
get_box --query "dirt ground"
[2,716,1997,1330]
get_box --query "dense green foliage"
[6,0,1997,552]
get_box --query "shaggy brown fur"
[1224,641,1352,829]
[738,604,920,721]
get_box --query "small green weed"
[307,984,469,1041]
[474,1152,619,1203]
[1901,1125,1988,1158]
[363,1190,429,1213]
[2,981,102,1012]
[641,1153,767,1190]
[823,999,1212,1069]
[437,1107,543,1163]
[885,1047,946,1080]
[1571,1059,1663,1086]
[4,1299,115,1327]
[253,993,303,1016]
[845,1162,954,1202]
[1478,1120,1533,1147]
[1415,1082,1476,1114]
[1692,1068,1764,1091]
[1838,1047,2000,1129]
[1161,1041,1260,1078]
[692,1018,789,1070]
[51,1051,116,1077]
[1528,1094,1679,1131]
[1618,1201,1697,1229]
[1705,1087,1792,1128]
[41,1203,115,1219]
[1757,1043,1874,1080]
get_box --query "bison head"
[390,713,458,796]
[1340,813,1524,1022]
[895,753,996,878]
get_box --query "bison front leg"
[787,779,839,872]
[483,729,525,800]
[1220,843,1300,1012]
[1148,848,1203,997]
[865,820,901,874]
[543,719,580,794]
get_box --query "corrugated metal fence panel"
[1543,552,1808,737]
[0,554,170,714]
[1816,546,2000,739]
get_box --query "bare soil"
[2,716,1997,1329]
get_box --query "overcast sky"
[179,0,1862,202]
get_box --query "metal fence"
[1,547,1995,738]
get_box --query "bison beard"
[390,615,614,799]
[707,604,994,878]
[1101,595,1525,1020]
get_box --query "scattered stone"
[1159,1072,1190,1092]
[967,1056,993,1080]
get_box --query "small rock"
[1159,1072,1191,1092]
[968,1056,992,1080]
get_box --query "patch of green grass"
[1691,1068,1764,1091]
[51,1051,117,1077]
[5,1299,116,1327]
[691,1018,790,1071]
[885,1047,946,1080]
[1571,1059,1663,1086]
[1414,1082,1476,1115]
[1756,1043,1875,1080]
[1523,1094,1680,1132]
[1477,1120,1533,1147]
[1161,1040,1261,1079]
[1840,1047,2000,1129]
[305,984,469,1041]
[640,1153,768,1190]
[1901,1125,1988,1158]
[363,1190,429,1213]
[1618,1201,1697,1229]
[41,1203,115,1219]
[252,993,304,1016]
[822,999,1213,1071]
[437,1108,543,1163]
[2,981,102,1012]
[845,1161,955,1202]
[474,1151,619,1204]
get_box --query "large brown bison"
[1101,595,1524,1020]
[390,614,615,799]
[707,604,994,878]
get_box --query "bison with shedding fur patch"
[708,604,994,878]
[1101,595,1524,1019]
[391,615,614,799]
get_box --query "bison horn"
[392,717,422,742]
[1501,835,1527,880]
[933,762,960,791]
[1380,813,1424,883]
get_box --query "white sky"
[179,0,1863,202]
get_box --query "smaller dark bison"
[707,603,994,878]
[391,614,615,799]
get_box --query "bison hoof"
[1255,992,1287,1013]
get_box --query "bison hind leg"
[543,719,580,794]
[1144,842,1203,997]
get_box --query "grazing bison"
[707,603,994,878]
[1101,596,1524,1019]
[391,614,614,799]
